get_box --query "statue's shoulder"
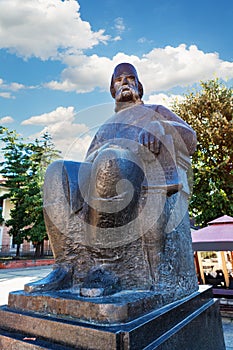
[143,104,159,111]
[144,104,173,118]
[144,104,191,127]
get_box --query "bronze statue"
[25,63,198,303]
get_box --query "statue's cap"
[112,63,139,79]
[110,62,143,99]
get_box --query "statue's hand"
[138,130,160,155]
[138,121,164,155]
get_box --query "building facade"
[0,179,52,257]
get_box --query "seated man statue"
[25,63,198,302]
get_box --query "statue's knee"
[92,150,121,198]
[44,160,70,205]
[44,160,65,185]
[44,161,62,196]
[92,148,144,198]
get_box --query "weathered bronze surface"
[25,63,198,304]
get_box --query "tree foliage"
[172,79,233,226]
[0,127,60,256]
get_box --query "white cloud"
[45,80,79,93]
[0,0,110,60]
[137,44,233,92]
[0,92,14,99]
[39,120,88,139]
[137,37,153,44]
[22,106,92,160]
[0,116,14,124]
[112,36,122,42]
[0,77,25,91]
[46,44,233,95]
[22,106,76,125]
[45,54,115,93]
[144,93,184,109]
[0,77,27,98]
[114,17,125,34]
[138,37,147,44]
[9,82,25,91]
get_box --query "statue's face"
[113,73,140,103]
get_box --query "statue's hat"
[112,63,139,79]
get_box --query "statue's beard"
[115,86,140,103]
[114,86,142,112]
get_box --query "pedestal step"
[7,288,160,324]
[0,306,117,350]
[0,328,73,350]
[0,286,226,350]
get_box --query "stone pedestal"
[0,285,225,349]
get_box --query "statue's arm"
[153,105,197,155]
[85,137,112,162]
[155,105,191,127]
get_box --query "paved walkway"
[0,266,232,349]
[0,265,52,305]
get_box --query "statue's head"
[110,63,143,104]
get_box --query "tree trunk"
[40,239,44,257]
[34,243,41,258]
[16,243,21,258]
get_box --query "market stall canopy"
[192,215,233,251]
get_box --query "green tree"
[0,128,32,257]
[24,133,61,257]
[0,128,60,257]
[172,79,233,226]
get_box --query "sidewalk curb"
[0,259,54,269]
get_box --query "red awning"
[192,215,233,251]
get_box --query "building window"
[10,236,17,251]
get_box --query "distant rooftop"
[208,215,233,225]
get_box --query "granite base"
[0,285,225,349]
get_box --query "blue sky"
[0,0,232,160]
